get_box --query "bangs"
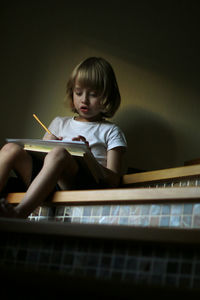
[75,65,106,97]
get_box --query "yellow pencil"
[33,114,53,135]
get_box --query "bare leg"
[0,143,32,193]
[15,147,78,218]
[0,143,33,217]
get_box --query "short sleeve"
[106,125,127,151]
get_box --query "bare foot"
[0,198,18,218]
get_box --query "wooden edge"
[1,218,200,245]
[6,187,200,205]
[122,164,200,185]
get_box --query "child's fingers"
[72,135,85,141]
[43,134,62,141]
[72,136,89,147]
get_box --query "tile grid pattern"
[28,178,200,228]
[28,203,200,228]
[1,232,200,290]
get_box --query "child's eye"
[89,92,97,97]
[74,90,82,96]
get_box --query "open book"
[6,138,104,183]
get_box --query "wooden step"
[123,164,200,185]
[6,186,200,205]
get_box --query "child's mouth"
[80,106,89,113]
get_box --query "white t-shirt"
[46,116,127,167]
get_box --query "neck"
[75,114,103,122]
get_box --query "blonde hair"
[66,57,121,118]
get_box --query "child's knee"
[44,147,78,173]
[1,143,24,158]
[44,147,70,165]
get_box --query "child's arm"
[71,135,125,187]
[101,147,126,188]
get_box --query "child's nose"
[82,92,89,103]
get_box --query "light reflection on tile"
[28,202,200,229]
[182,216,192,228]
[171,205,183,215]
[151,205,161,215]
[92,206,102,216]
[170,216,181,227]
[193,204,200,215]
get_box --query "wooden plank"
[122,164,200,185]
[6,187,200,205]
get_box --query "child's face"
[73,82,104,122]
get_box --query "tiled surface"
[28,203,200,229]
[141,178,200,188]
[1,231,200,290]
[28,178,200,228]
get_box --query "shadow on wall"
[114,106,177,171]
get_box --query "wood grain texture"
[6,187,200,205]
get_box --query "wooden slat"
[6,187,200,205]
[122,164,200,185]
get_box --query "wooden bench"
[6,163,200,205]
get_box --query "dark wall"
[1,1,200,170]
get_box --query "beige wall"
[1,2,200,171]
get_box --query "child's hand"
[72,135,89,147]
[43,134,63,141]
